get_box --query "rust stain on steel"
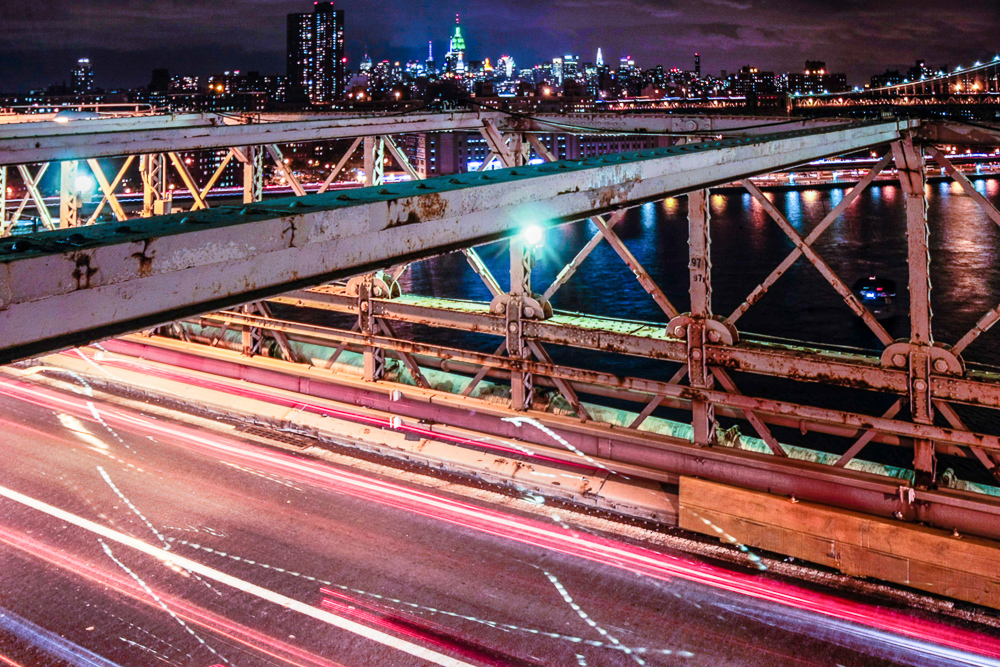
[131,239,156,278]
[415,193,449,222]
[70,253,98,290]
[392,193,449,229]
[594,175,640,210]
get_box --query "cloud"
[0,0,997,91]
[704,0,752,9]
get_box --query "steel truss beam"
[0,111,509,166]
[0,121,912,362]
[16,164,54,230]
[194,300,976,460]
[271,287,1000,410]
[194,309,1000,456]
[259,132,1000,487]
[0,111,913,167]
[102,334,1000,543]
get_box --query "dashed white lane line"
[0,483,476,667]
[101,541,230,664]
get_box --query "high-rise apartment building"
[287,1,345,103]
[71,58,94,95]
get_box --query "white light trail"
[0,483,477,667]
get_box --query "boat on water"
[853,276,897,320]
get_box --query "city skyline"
[2,0,999,92]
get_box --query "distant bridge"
[793,55,1000,109]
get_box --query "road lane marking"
[97,466,168,547]
[100,541,230,664]
[0,483,477,667]
[541,570,644,666]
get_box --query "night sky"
[2,0,998,92]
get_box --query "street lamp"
[521,224,544,248]
[73,174,95,195]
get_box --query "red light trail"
[3,370,1000,662]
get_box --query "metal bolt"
[892,353,907,367]
[360,302,369,312]
[523,307,535,318]
[708,330,721,343]
[691,349,703,360]
[673,326,685,337]
[933,359,949,373]
[914,379,927,392]
[508,322,518,332]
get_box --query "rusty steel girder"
[0,111,507,166]
[271,288,1000,412]
[0,121,911,363]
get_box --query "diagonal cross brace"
[526,340,591,421]
[727,153,893,326]
[929,147,1000,356]
[934,400,1000,483]
[86,157,134,223]
[266,144,307,197]
[378,319,431,390]
[628,366,689,430]
[542,210,627,302]
[525,133,672,315]
[17,164,54,230]
[319,137,363,194]
[167,152,210,211]
[480,120,516,167]
[592,214,680,319]
[461,341,507,398]
[742,179,894,346]
[833,399,903,467]
[711,368,787,457]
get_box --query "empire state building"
[444,14,467,75]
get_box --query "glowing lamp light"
[73,174,95,193]
[521,224,544,247]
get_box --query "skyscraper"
[563,55,580,81]
[444,14,466,74]
[287,1,345,103]
[695,52,701,78]
[71,58,94,95]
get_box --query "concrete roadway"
[0,375,998,667]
